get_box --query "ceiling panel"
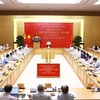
[0,0,100,11]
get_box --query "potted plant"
[14,35,24,47]
[72,36,84,47]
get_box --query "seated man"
[91,45,99,51]
[2,54,10,66]
[90,57,100,68]
[28,84,51,100]
[0,84,16,100]
[57,85,74,100]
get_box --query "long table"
[1,48,100,99]
[17,88,100,100]
[63,49,100,88]
[35,48,100,88]
[0,48,12,55]
[86,49,100,58]
[0,49,34,87]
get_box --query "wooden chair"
[45,83,52,88]
[87,83,94,89]
[17,83,25,89]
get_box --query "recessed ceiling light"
[17,0,81,4]
[0,0,4,4]
[94,0,100,5]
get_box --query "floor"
[14,54,84,88]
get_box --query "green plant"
[14,35,24,46]
[72,36,84,47]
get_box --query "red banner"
[24,22,73,48]
[37,64,60,77]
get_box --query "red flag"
[23,34,27,46]
[27,35,32,47]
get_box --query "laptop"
[30,88,37,93]
[0,88,4,92]
[10,87,19,98]
[46,87,53,92]
[18,94,26,98]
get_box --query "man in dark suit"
[57,85,74,100]
[28,84,51,100]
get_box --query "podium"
[33,42,40,49]
[32,33,41,49]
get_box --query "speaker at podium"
[32,33,41,49]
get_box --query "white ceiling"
[0,0,100,11]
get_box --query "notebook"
[10,87,19,98]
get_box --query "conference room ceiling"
[0,0,100,11]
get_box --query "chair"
[17,83,25,89]
[0,57,2,67]
[45,83,52,88]
[5,44,9,49]
[0,55,5,61]
[87,83,94,89]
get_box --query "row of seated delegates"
[67,46,94,62]
[76,49,100,69]
[16,45,32,58]
[89,45,100,52]
[0,45,32,73]
[28,84,74,100]
[8,45,32,62]
[0,44,10,51]
[67,46,82,59]
[66,46,100,67]
[0,84,74,100]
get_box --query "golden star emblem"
[27,35,31,39]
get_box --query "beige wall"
[0,16,14,47]
[84,16,100,48]
[0,15,100,49]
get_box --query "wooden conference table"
[17,88,100,100]
[0,48,100,100]
[0,49,34,87]
[86,49,100,58]
[0,48,12,55]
